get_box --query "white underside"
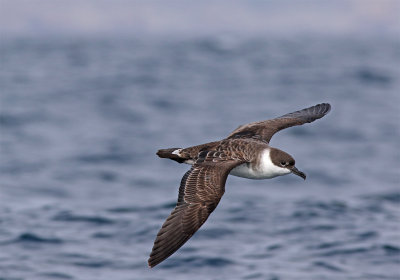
[230,149,291,179]
[183,149,291,180]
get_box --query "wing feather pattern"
[148,151,243,268]
[227,103,331,142]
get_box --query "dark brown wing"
[227,103,331,143]
[148,151,243,268]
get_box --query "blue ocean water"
[0,34,399,280]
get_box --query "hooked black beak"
[290,166,306,180]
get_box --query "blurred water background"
[0,1,399,280]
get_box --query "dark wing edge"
[148,154,242,268]
[279,102,331,122]
[227,103,331,142]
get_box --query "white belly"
[230,163,279,179]
[230,149,291,179]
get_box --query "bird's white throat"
[230,149,290,179]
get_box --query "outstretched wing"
[148,151,242,268]
[227,103,331,143]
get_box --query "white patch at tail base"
[172,148,194,165]
[172,149,182,156]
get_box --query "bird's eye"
[280,161,286,166]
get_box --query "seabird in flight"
[148,103,331,267]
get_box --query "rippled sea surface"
[1,35,399,280]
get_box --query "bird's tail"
[156,148,185,163]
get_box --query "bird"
[148,103,331,268]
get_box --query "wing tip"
[148,254,163,268]
[307,103,331,120]
[148,258,156,268]
[316,102,331,115]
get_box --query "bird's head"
[269,148,306,180]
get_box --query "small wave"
[97,171,118,182]
[277,224,336,235]
[311,224,337,231]
[356,231,378,241]
[39,272,73,279]
[52,211,114,225]
[362,192,400,204]
[291,210,319,218]
[91,232,114,239]
[196,228,235,239]
[312,261,345,272]
[356,68,392,85]
[317,247,370,257]
[382,244,400,256]
[72,260,113,268]
[151,99,175,110]
[107,201,176,213]
[199,257,234,267]
[0,113,24,127]
[266,243,283,251]
[107,206,140,213]
[56,251,114,269]
[0,112,44,128]
[242,272,267,280]
[242,252,273,260]
[161,256,234,269]
[310,241,342,250]
[57,252,90,260]
[10,233,63,244]
[314,244,400,260]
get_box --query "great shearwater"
[148,103,331,268]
